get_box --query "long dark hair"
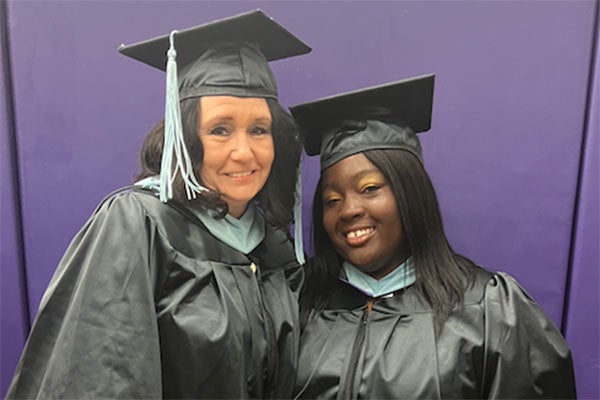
[136,97,301,228]
[301,148,476,331]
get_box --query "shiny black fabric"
[289,74,434,159]
[318,120,423,171]
[117,10,311,101]
[7,187,302,399]
[178,42,279,101]
[295,268,576,399]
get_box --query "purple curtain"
[564,5,600,398]
[0,0,29,394]
[1,1,597,397]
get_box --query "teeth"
[229,171,253,178]
[346,228,374,239]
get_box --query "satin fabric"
[135,175,266,254]
[295,267,575,399]
[7,187,303,399]
[341,258,415,297]
[191,205,265,255]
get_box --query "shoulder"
[463,266,541,308]
[66,187,171,250]
[87,187,155,226]
[480,270,539,306]
[94,186,157,210]
[474,271,575,397]
[469,268,563,335]
[97,186,206,230]
[462,265,494,305]
[84,187,214,256]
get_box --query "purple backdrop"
[564,9,600,398]
[0,0,28,393]
[2,1,598,397]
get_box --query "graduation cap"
[290,73,435,171]
[118,10,311,202]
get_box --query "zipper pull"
[366,298,374,314]
[361,298,375,326]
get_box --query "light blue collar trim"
[341,257,416,297]
[192,206,265,254]
[135,176,265,254]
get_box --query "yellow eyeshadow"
[357,174,386,189]
[322,193,340,201]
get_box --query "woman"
[7,10,309,399]
[290,74,576,399]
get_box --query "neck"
[227,202,249,219]
[367,255,410,280]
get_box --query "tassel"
[293,161,305,265]
[160,30,206,202]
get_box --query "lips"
[223,170,257,186]
[225,170,254,179]
[343,226,375,246]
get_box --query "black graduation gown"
[7,187,303,399]
[295,267,576,399]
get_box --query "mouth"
[226,170,255,179]
[343,226,375,246]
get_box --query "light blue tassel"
[160,30,206,202]
[293,162,305,265]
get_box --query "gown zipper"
[339,298,375,399]
[253,262,278,399]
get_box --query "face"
[321,153,407,280]
[199,96,274,218]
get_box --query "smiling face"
[199,96,274,218]
[321,153,408,279]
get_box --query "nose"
[339,194,365,220]
[229,132,253,162]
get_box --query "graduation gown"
[7,187,303,399]
[295,267,576,399]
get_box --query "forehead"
[199,96,271,117]
[322,153,383,186]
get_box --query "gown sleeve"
[6,192,163,399]
[481,272,576,399]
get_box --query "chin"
[225,191,258,203]
[348,262,375,274]
[346,254,377,270]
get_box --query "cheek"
[372,193,404,244]
[198,138,219,167]
[260,138,275,168]
[198,152,220,177]
[198,165,214,189]
[386,212,404,244]
[322,210,337,240]
[197,147,224,188]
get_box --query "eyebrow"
[200,116,232,127]
[201,115,272,127]
[253,117,273,125]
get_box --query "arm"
[481,273,576,399]
[6,192,162,399]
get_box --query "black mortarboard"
[118,9,311,100]
[290,74,435,171]
[116,10,311,203]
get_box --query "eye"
[250,125,271,136]
[362,184,381,194]
[323,197,341,208]
[208,126,230,136]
